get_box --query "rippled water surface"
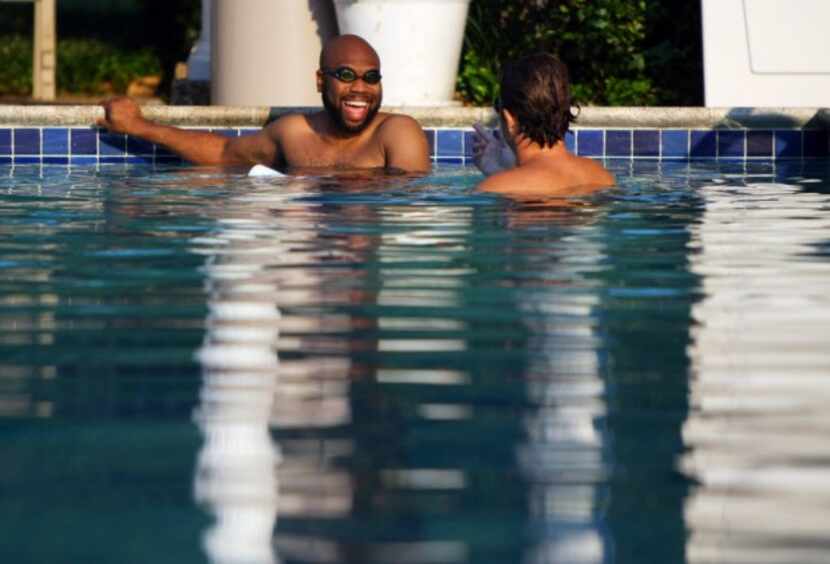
[1,160,829,564]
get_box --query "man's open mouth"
[342,99,370,123]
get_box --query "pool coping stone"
[0,105,828,129]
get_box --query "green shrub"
[0,35,33,95]
[0,35,161,96]
[58,38,160,94]
[457,0,702,106]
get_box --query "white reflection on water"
[685,182,830,564]
[189,177,615,564]
[191,184,354,564]
[518,228,609,564]
[192,212,284,564]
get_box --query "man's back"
[478,144,614,197]
[473,53,614,197]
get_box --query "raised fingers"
[472,121,496,144]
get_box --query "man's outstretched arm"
[98,97,278,167]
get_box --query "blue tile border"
[0,126,825,166]
[718,130,745,159]
[14,128,40,155]
[13,156,41,164]
[633,130,660,157]
[746,131,773,157]
[0,129,11,155]
[100,133,127,156]
[775,131,801,159]
[436,129,463,157]
[690,131,717,158]
[565,131,575,153]
[662,130,689,158]
[43,128,68,155]
[70,129,97,155]
[577,130,604,157]
[606,130,631,157]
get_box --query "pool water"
[1,160,829,564]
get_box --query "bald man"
[98,35,431,173]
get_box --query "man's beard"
[322,90,380,134]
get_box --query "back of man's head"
[500,53,576,148]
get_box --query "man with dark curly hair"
[473,53,613,196]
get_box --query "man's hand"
[98,97,148,135]
[472,122,516,176]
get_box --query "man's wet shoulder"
[267,112,314,133]
[374,112,425,137]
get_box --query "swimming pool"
[1,156,829,563]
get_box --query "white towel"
[248,164,286,177]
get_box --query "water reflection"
[516,209,610,564]
[4,161,830,562]
[684,176,830,564]
[191,174,617,563]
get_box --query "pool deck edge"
[0,105,828,129]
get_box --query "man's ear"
[316,70,323,93]
[502,108,518,137]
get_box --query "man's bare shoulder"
[264,113,313,137]
[478,154,614,196]
[375,113,425,138]
[373,113,430,172]
[573,154,615,186]
[477,167,531,193]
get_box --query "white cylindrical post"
[334,0,470,106]
[211,0,337,106]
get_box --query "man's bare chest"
[281,135,385,169]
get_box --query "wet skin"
[98,35,430,173]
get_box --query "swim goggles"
[322,67,382,85]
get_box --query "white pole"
[211,0,337,106]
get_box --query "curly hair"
[499,53,578,148]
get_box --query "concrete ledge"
[0,105,828,129]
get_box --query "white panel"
[744,0,830,73]
[702,0,830,106]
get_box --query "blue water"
[1,160,830,564]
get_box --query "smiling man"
[98,35,431,173]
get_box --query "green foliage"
[58,39,161,94]
[0,35,161,96]
[457,0,702,106]
[0,35,33,95]
[0,0,200,97]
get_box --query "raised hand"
[472,121,516,176]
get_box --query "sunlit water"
[1,160,829,564]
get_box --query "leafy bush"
[0,35,33,95]
[58,39,160,94]
[0,0,199,97]
[0,35,161,96]
[457,0,702,106]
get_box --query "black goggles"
[322,67,382,85]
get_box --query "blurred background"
[0,0,703,106]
